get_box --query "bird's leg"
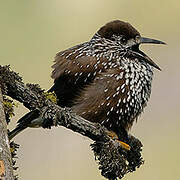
[107,131,130,151]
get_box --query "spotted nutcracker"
[9,20,165,149]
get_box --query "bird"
[9,20,165,149]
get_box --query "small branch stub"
[0,160,5,179]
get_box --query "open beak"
[134,37,166,71]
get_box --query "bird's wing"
[72,68,133,130]
[49,44,107,107]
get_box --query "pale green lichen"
[3,96,18,123]
[43,91,57,104]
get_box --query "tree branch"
[0,65,144,179]
[0,89,14,180]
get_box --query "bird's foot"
[117,140,130,150]
[107,131,130,151]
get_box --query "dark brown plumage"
[98,20,140,40]
[9,20,165,142]
[49,20,165,137]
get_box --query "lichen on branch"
[0,65,144,179]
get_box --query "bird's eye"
[135,35,141,43]
[121,37,127,44]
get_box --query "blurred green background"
[1,0,180,179]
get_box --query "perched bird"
[9,20,165,149]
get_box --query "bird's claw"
[107,130,131,151]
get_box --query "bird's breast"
[107,58,154,130]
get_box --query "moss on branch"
[0,65,144,179]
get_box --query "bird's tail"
[8,126,28,140]
[8,110,40,140]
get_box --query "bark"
[0,89,14,180]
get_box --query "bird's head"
[97,20,166,70]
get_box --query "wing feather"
[49,45,107,107]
